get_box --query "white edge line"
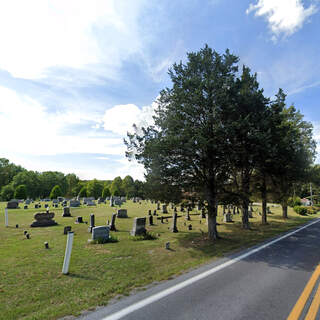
[102,218,320,320]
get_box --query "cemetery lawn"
[0,201,319,320]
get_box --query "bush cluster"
[293,206,307,215]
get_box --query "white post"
[5,208,8,227]
[62,231,74,275]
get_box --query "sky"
[0,0,319,180]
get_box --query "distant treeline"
[0,158,145,200]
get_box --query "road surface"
[78,219,320,320]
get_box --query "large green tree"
[86,179,103,199]
[14,185,27,199]
[268,90,316,218]
[12,171,41,199]
[126,45,240,240]
[224,66,270,229]
[49,185,63,199]
[0,158,25,190]
[110,177,124,196]
[122,175,135,198]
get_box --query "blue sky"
[0,0,319,180]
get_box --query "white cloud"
[247,0,318,39]
[102,101,157,136]
[0,0,147,79]
[0,86,125,156]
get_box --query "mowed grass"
[0,200,318,320]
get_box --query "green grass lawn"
[0,200,318,320]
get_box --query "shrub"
[131,232,158,241]
[102,186,111,199]
[294,206,307,215]
[306,206,318,215]
[14,185,27,200]
[1,184,15,201]
[288,197,301,207]
[78,186,87,197]
[91,235,118,244]
[49,185,62,199]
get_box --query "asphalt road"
[78,219,320,320]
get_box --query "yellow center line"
[287,265,320,320]
[305,279,320,320]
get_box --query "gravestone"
[88,214,95,233]
[70,200,80,207]
[223,213,233,223]
[162,205,168,214]
[87,200,96,206]
[201,208,206,219]
[44,204,48,208]
[63,226,72,234]
[62,207,71,217]
[110,197,114,207]
[52,199,58,204]
[7,200,19,209]
[62,200,67,207]
[30,212,58,227]
[130,217,146,236]
[75,216,83,223]
[25,199,31,205]
[57,197,64,202]
[54,204,58,208]
[171,213,178,233]
[24,205,28,209]
[148,209,152,216]
[109,213,117,231]
[156,203,160,210]
[153,210,157,216]
[92,226,110,241]
[35,204,39,209]
[267,206,271,214]
[148,215,154,226]
[117,209,128,218]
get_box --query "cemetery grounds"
[0,200,319,320]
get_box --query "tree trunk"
[282,203,288,219]
[261,174,267,225]
[207,193,219,240]
[241,172,250,229]
[242,202,250,229]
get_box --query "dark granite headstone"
[109,213,117,231]
[130,217,146,236]
[171,213,178,233]
[30,212,58,227]
[63,226,72,234]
